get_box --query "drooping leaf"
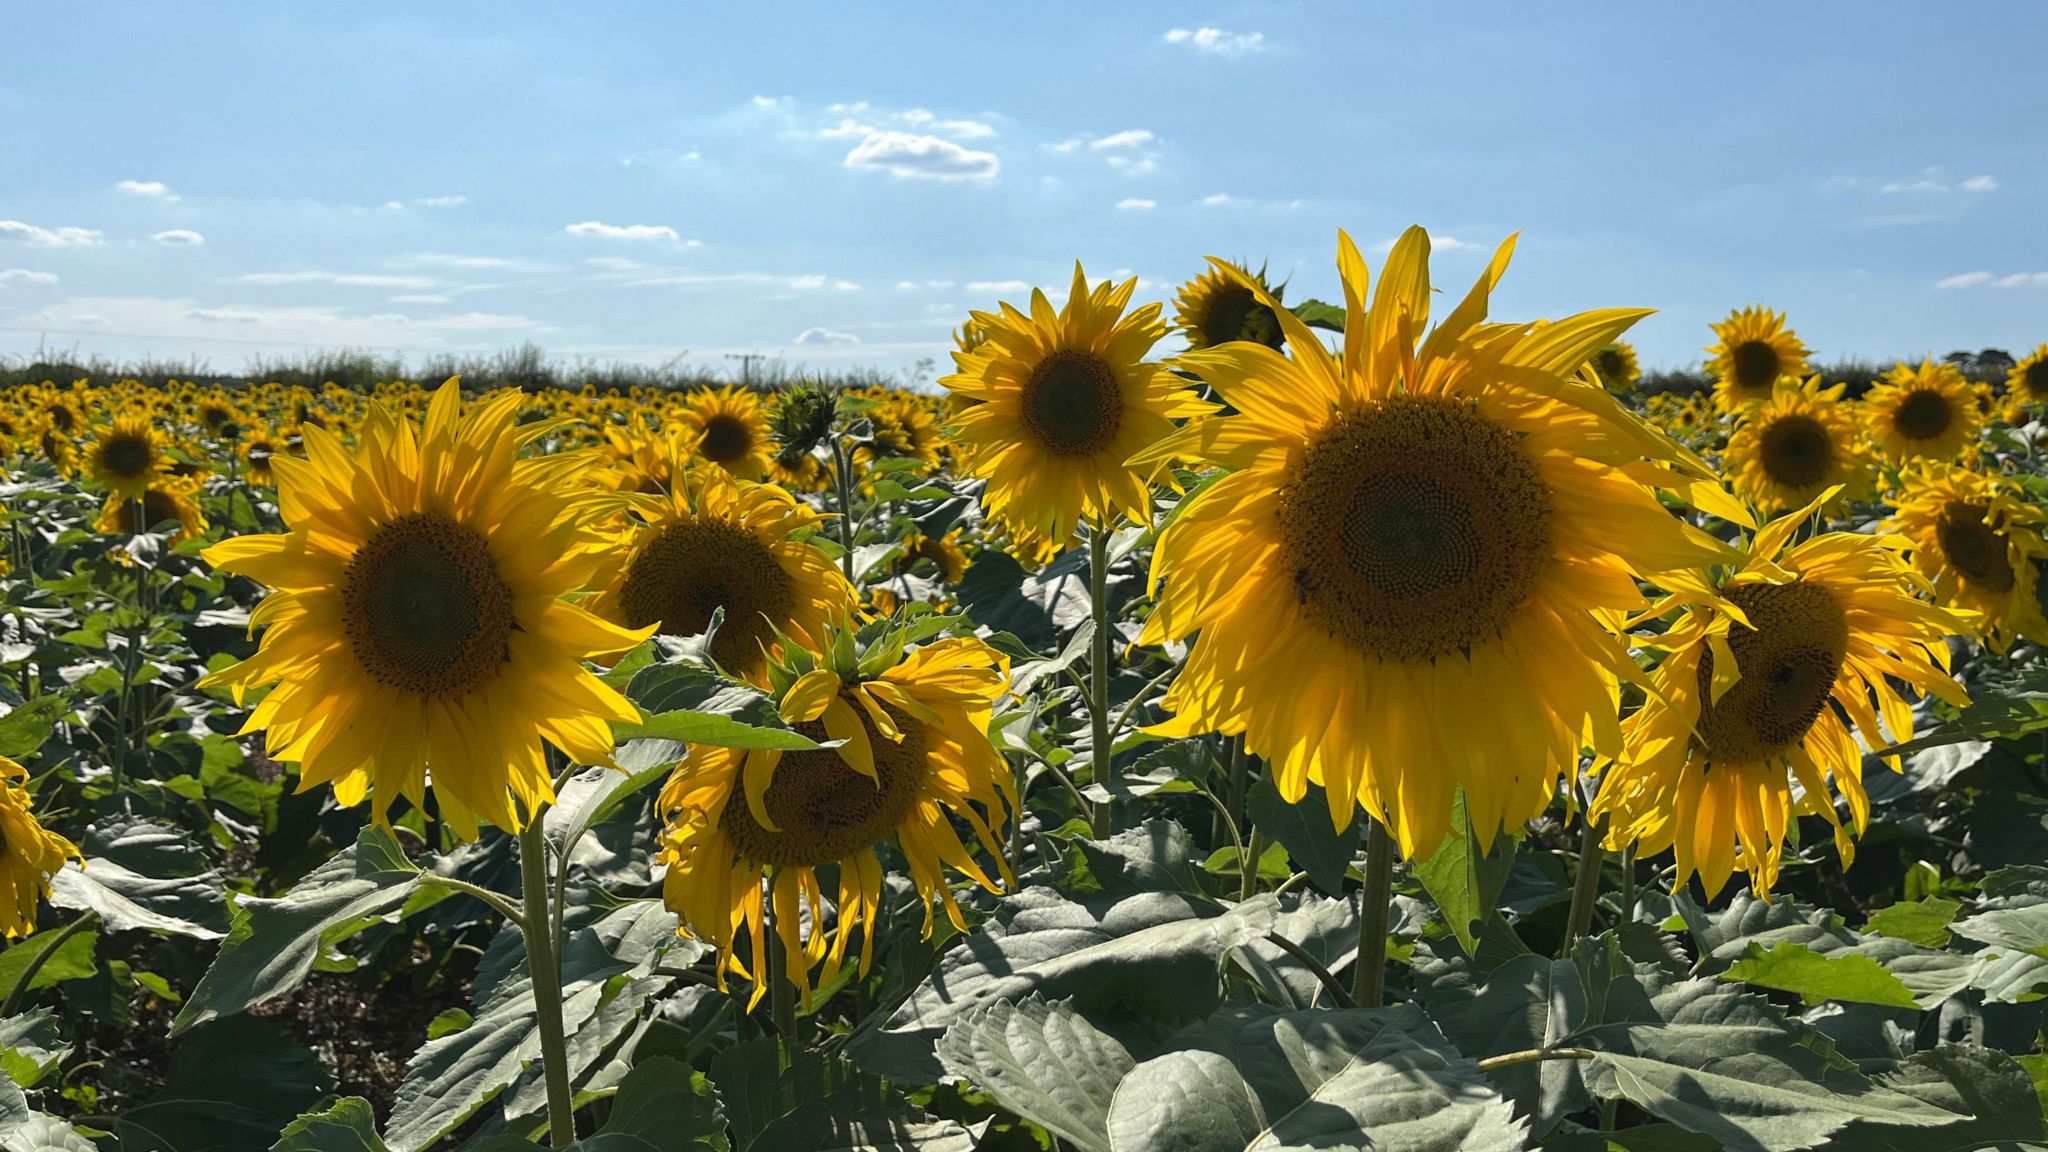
[0,1011,69,1091]
[1813,1044,2048,1151]
[1245,775,1358,896]
[47,820,228,940]
[1414,791,1524,962]
[936,996,1133,1152]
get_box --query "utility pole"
[724,352,764,388]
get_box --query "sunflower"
[598,419,685,495]
[678,386,774,482]
[1864,359,1983,465]
[1593,494,1969,897]
[197,395,245,439]
[1723,376,1873,514]
[86,413,172,501]
[858,393,944,475]
[240,427,286,486]
[895,529,970,584]
[198,380,647,837]
[96,475,209,541]
[2005,344,2048,407]
[942,265,1212,544]
[1173,262,1287,352]
[1137,227,1739,857]
[0,756,80,939]
[656,627,1013,1007]
[1707,307,1810,414]
[588,461,853,682]
[1884,465,2048,653]
[1590,342,1641,393]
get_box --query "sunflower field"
[4,227,2048,1152]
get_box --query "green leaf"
[1245,776,1358,896]
[1103,1004,1525,1152]
[0,696,68,759]
[0,1010,71,1089]
[1289,299,1347,333]
[1058,819,1206,898]
[848,887,1283,1084]
[1721,941,1921,1009]
[1864,899,1963,949]
[936,996,1133,1152]
[425,1009,472,1041]
[614,709,825,751]
[1951,903,2048,959]
[0,927,98,996]
[1414,791,1523,961]
[118,1017,333,1152]
[47,821,228,940]
[616,663,824,750]
[173,826,421,1035]
[1814,1045,2048,1151]
[270,1098,390,1152]
[590,1057,727,1152]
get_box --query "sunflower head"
[591,460,854,683]
[1884,465,2048,654]
[1173,261,1287,353]
[768,382,839,470]
[87,413,171,501]
[655,618,1013,1006]
[1723,376,1872,514]
[1707,306,1810,414]
[199,380,649,837]
[0,756,80,939]
[96,475,209,542]
[856,393,943,475]
[2006,344,2048,406]
[1864,358,1984,465]
[1139,226,1739,858]
[679,386,773,481]
[1591,342,1641,393]
[942,265,1213,543]
[1594,494,1969,897]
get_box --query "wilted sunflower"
[1139,227,1738,857]
[1593,494,1968,897]
[678,386,774,481]
[943,265,1213,543]
[0,755,80,939]
[96,475,209,541]
[589,460,854,682]
[1707,306,1810,414]
[1723,376,1872,514]
[1885,465,2048,653]
[656,627,1014,1007]
[199,380,647,837]
[1590,342,1641,393]
[1174,262,1287,352]
[2006,344,2048,407]
[1864,359,1983,464]
[86,413,171,502]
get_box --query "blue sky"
[2,3,2042,382]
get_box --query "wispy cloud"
[1877,166,1999,194]
[966,279,1031,294]
[1163,27,1265,55]
[1937,270,2047,289]
[237,271,438,289]
[1091,129,1155,150]
[152,229,205,247]
[794,326,860,346]
[564,221,685,242]
[0,220,105,248]
[0,269,59,288]
[1116,198,1156,211]
[117,179,180,201]
[844,131,1000,181]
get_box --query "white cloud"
[1879,167,1999,195]
[565,221,683,242]
[794,327,860,346]
[832,279,861,291]
[968,279,1032,294]
[410,253,519,269]
[789,274,827,290]
[389,293,452,304]
[899,108,997,139]
[895,280,920,290]
[1163,27,1265,55]
[584,256,645,272]
[1961,174,1998,192]
[1105,154,1158,175]
[751,95,783,110]
[1046,138,1083,154]
[844,131,1000,181]
[237,271,438,289]
[152,229,205,247]
[1935,271,1994,289]
[1938,270,2048,289]
[0,220,105,247]
[1200,193,1242,207]
[117,179,179,201]
[1116,198,1156,211]
[1091,129,1155,150]
[412,195,467,208]
[819,117,878,139]
[1994,272,2048,287]
[0,269,59,288]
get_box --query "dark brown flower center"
[1197,283,1283,350]
[1731,340,1782,392]
[698,414,755,464]
[342,514,516,698]
[2025,359,2048,399]
[1894,389,1955,442]
[1936,503,2014,593]
[1021,350,1123,456]
[719,698,927,867]
[1695,580,1848,760]
[617,520,795,675]
[1758,414,1834,489]
[1280,394,1553,662]
[100,433,153,479]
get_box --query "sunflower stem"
[1087,525,1116,838]
[1619,843,1639,926]
[1239,826,1268,901]
[1352,817,1395,1008]
[832,436,857,582]
[518,813,576,1146]
[1,911,98,1017]
[1563,813,1608,956]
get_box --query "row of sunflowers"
[1,227,2046,1150]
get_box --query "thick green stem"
[1087,526,1115,837]
[766,887,800,1046]
[1618,843,1639,926]
[1352,817,1395,1008]
[832,438,856,582]
[1563,814,1607,956]
[1476,1047,1596,1073]
[518,816,575,1146]
[1,912,99,1016]
[1239,827,1268,901]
